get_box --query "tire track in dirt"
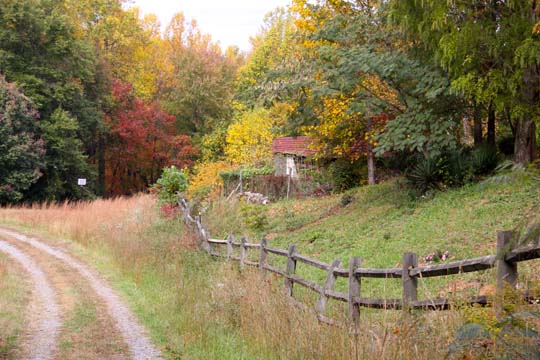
[0,240,61,360]
[0,228,162,360]
[2,234,130,359]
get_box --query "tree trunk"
[514,119,536,163]
[473,105,483,146]
[367,117,376,185]
[462,116,473,145]
[97,133,106,196]
[487,103,496,146]
[367,146,376,185]
[515,66,539,163]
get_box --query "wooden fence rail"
[178,198,540,326]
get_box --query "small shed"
[271,136,316,179]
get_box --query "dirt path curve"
[0,228,162,360]
[0,240,61,360]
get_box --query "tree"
[105,80,198,195]
[37,108,94,200]
[164,13,238,136]
[235,8,298,106]
[274,2,461,185]
[0,0,103,199]
[0,76,45,204]
[390,0,540,163]
[225,106,287,166]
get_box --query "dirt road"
[0,228,162,360]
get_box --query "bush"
[405,145,501,195]
[442,149,473,187]
[155,166,189,205]
[240,202,268,233]
[219,166,274,184]
[470,144,500,176]
[379,150,416,171]
[405,156,444,193]
[339,193,354,207]
[324,158,366,192]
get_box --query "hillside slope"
[207,175,540,268]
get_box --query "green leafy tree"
[285,3,463,159]
[38,108,95,200]
[155,166,189,205]
[390,0,540,163]
[164,13,238,136]
[0,76,45,204]
[0,0,103,199]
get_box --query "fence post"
[496,230,517,290]
[284,244,297,296]
[240,237,247,268]
[200,228,212,254]
[348,257,362,326]
[226,234,234,260]
[181,198,190,224]
[317,259,341,316]
[259,237,268,274]
[402,252,418,309]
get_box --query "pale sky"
[127,0,292,52]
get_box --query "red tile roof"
[271,136,316,157]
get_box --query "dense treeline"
[0,0,237,203]
[1,0,539,204]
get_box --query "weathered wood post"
[496,231,517,319]
[284,244,297,296]
[181,198,190,224]
[402,252,418,309]
[226,234,234,261]
[496,230,517,290]
[259,237,268,274]
[348,257,362,326]
[317,259,341,316]
[200,227,212,254]
[240,237,247,268]
[195,216,203,241]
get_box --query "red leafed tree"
[105,80,197,195]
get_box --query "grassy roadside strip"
[0,253,31,359]
[0,203,275,359]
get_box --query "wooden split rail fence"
[179,199,540,326]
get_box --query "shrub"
[339,193,354,207]
[155,166,189,205]
[470,144,500,176]
[325,158,366,192]
[405,156,444,193]
[240,202,268,233]
[442,149,473,187]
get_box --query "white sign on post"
[77,178,87,186]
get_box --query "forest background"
[1,0,540,204]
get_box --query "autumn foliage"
[105,80,197,195]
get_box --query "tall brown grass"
[0,195,170,273]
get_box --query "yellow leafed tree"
[225,105,289,166]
